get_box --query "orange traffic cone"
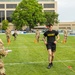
[34,39,37,43]
[8,39,10,44]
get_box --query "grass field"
[0,33,75,75]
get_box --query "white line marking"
[5,60,75,65]
[5,46,75,48]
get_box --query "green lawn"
[0,33,75,75]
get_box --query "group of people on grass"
[5,28,18,44]
[0,24,68,75]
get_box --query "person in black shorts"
[43,24,60,69]
[12,29,18,41]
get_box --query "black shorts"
[46,43,56,52]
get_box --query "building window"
[72,24,75,26]
[44,10,55,12]
[44,4,55,8]
[6,11,14,22]
[0,11,5,22]
[67,27,71,29]
[59,24,71,26]
[6,4,17,8]
[59,27,66,29]
[0,4,5,8]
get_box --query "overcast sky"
[55,0,75,22]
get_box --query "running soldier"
[0,39,8,58]
[62,28,68,43]
[0,59,5,75]
[0,39,7,75]
[5,27,11,44]
[0,39,12,75]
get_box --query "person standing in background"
[35,29,40,43]
[5,27,11,44]
[12,29,18,41]
[62,28,68,43]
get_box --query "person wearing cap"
[43,24,60,69]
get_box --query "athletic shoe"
[47,63,53,69]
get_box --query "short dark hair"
[47,24,53,27]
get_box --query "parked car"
[2,30,5,33]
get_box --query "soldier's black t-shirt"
[44,30,58,43]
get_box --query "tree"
[11,0,46,30]
[2,20,9,30]
[44,12,59,25]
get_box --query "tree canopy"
[44,12,59,26]
[11,0,46,30]
[2,20,9,30]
